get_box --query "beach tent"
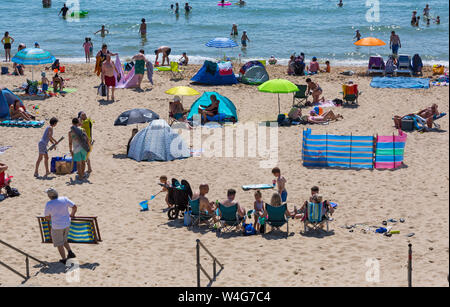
[191,61,238,85]
[0,88,25,119]
[239,63,269,85]
[186,92,238,122]
[127,119,190,162]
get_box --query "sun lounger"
[37,216,102,244]
[217,203,243,236]
[367,56,385,76]
[265,203,289,238]
[302,202,329,232]
[395,55,412,76]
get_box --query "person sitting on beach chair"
[298,194,333,232]
[169,96,188,125]
[394,104,442,130]
[199,94,220,123]
[191,184,218,223]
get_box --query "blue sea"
[0,0,448,65]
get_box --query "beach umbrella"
[205,37,238,48]
[258,79,299,114]
[165,86,200,96]
[114,108,159,126]
[354,37,386,56]
[11,48,56,80]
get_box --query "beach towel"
[312,100,337,108]
[0,120,44,128]
[114,56,141,89]
[0,146,11,154]
[241,184,274,191]
[370,77,430,89]
[146,61,153,85]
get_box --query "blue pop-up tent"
[0,88,25,119]
[191,61,238,85]
[186,91,238,122]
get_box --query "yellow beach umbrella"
[354,37,386,46]
[165,86,200,96]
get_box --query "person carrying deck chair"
[43,188,77,264]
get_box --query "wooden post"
[213,259,217,280]
[408,244,412,287]
[26,256,30,279]
[196,239,201,287]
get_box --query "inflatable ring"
[218,2,232,6]
[70,10,89,17]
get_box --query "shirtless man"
[94,25,109,42]
[199,95,220,123]
[221,189,246,218]
[169,96,186,121]
[394,104,440,129]
[154,46,171,66]
[101,54,119,101]
[389,31,401,55]
[306,78,325,103]
[423,4,430,20]
[192,184,218,221]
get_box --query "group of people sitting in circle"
[288,53,331,76]
[191,184,334,232]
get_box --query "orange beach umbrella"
[354,37,386,46]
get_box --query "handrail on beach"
[0,239,48,282]
[196,239,224,287]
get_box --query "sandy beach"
[0,62,448,287]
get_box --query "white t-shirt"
[44,197,75,229]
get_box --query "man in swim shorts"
[154,46,171,66]
[389,31,401,55]
[59,4,69,18]
[241,31,250,47]
[101,54,119,101]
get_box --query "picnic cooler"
[400,118,414,132]
[51,155,77,174]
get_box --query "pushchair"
[293,57,305,76]
[167,178,193,220]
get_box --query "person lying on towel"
[394,104,440,129]
[9,99,33,121]
[199,95,220,123]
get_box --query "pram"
[293,57,305,76]
[167,178,193,220]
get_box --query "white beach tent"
[127,119,190,162]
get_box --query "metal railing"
[0,239,48,282]
[196,239,224,287]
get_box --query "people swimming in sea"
[184,3,192,13]
[58,3,69,18]
[338,0,343,7]
[241,31,250,47]
[94,25,109,42]
[238,0,246,6]
[354,30,361,41]
[434,16,440,24]
[175,3,180,14]
[411,11,417,26]
[230,24,238,36]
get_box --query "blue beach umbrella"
[12,48,56,80]
[205,37,238,48]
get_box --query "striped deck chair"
[217,203,244,236]
[37,216,102,244]
[341,84,361,106]
[188,198,215,230]
[265,203,289,238]
[302,202,329,232]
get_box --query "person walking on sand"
[154,46,171,66]
[78,111,94,174]
[94,25,109,43]
[132,49,149,89]
[1,32,14,62]
[389,31,401,55]
[101,54,119,101]
[43,188,77,265]
[34,117,59,178]
[69,118,90,180]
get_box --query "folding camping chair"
[341,84,362,106]
[265,203,289,238]
[37,216,102,244]
[217,203,244,236]
[302,202,330,232]
[188,198,215,230]
[292,84,309,107]
[367,56,386,76]
[395,55,413,76]
[168,110,189,126]
[170,62,184,80]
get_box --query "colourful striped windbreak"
[374,130,407,169]
[41,219,98,244]
[302,129,375,169]
[12,48,56,65]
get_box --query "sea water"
[0,0,448,65]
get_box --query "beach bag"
[1,67,8,75]
[5,186,20,197]
[51,155,77,173]
[183,210,192,226]
[98,83,108,96]
[243,223,256,236]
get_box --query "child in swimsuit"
[271,167,287,203]
[41,72,49,96]
[253,190,265,232]
[160,175,172,207]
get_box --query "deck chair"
[170,62,184,79]
[188,198,215,229]
[217,203,244,236]
[395,55,412,76]
[168,109,190,126]
[302,202,329,232]
[292,84,309,107]
[37,216,102,244]
[341,84,361,106]
[367,56,385,76]
[265,203,289,238]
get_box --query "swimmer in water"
[184,3,192,13]
[411,11,417,26]
[94,25,109,42]
[230,24,238,36]
[241,31,250,47]
[238,0,246,5]
[434,16,440,24]
[175,3,179,14]
[338,0,343,8]
[354,30,361,41]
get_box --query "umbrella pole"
[278,94,281,115]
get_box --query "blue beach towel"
[370,77,430,89]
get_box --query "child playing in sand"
[159,175,172,207]
[34,117,59,178]
[41,72,49,97]
[271,167,287,203]
[253,190,265,232]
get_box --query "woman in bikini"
[9,100,32,121]
[306,78,325,103]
